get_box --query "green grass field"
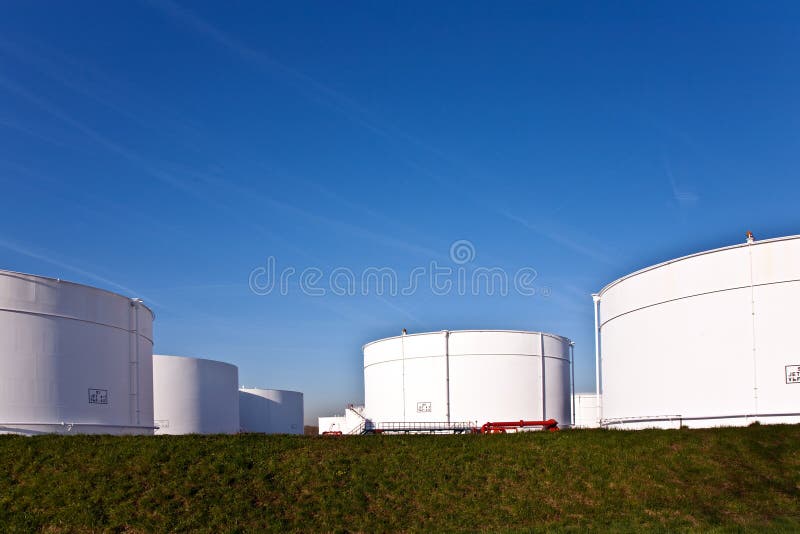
[2,424,799,532]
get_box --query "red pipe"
[480,419,559,433]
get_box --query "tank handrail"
[602,412,800,427]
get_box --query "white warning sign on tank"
[88,388,108,404]
[417,401,432,413]
[786,365,800,384]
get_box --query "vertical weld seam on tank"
[401,333,406,422]
[134,300,141,425]
[570,342,575,427]
[592,294,602,425]
[540,332,546,420]
[747,240,758,416]
[128,301,137,426]
[444,330,451,424]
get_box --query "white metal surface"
[318,405,367,434]
[0,270,154,435]
[153,355,239,434]
[363,330,573,427]
[596,234,800,429]
[239,388,303,434]
[318,416,346,434]
[573,393,600,428]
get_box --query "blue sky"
[1,2,799,424]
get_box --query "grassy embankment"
[2,424,799,532]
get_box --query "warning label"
[786,365,800,384]
[88,388,108,404]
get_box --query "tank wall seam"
[599,277,800,329]
[597,234,800,295]
[0,307,154,343]
[364,353,571,369]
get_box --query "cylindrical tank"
[596,234,800,429]
[363,330,572,427]
[153,355,239,434]
[0,270,154,435]
[239,388,303,434]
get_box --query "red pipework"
[480,419,559,434]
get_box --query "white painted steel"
[239,388,303,434]
[363,330,572,427]
[592,294,602,423]
[318,405,367,434]
[153,355,239,434]
[318,415,346,434]
[573,393,600,428]
[318,406,367,434]
[0,270,154,435]
[597,234,800,429]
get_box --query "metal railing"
[371,421,476,434]
[347,421,371,435]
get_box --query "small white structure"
[239,388,303,434]
[318,405,368,435]
[594,233,800,429]
[573,393,600,428]
[363,330,573,428]
[0,269,154,435]
[153,355,239,434]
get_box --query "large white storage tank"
[595,234,800,429]
[0,270,155,435]
[364,330,573,427]
[153,355,239,434]
[239,388,303,434]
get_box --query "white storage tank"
[594,233,800,429]
[364,330,573,428]
[0,269,154,435]
[153,355,239,434]
[239,388,303,434]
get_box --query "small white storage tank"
[595,234,800,429]
[239,388,303,434]
[153,355,239,434]
[364,330,573,428]
[0,269,154,435]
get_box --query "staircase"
[346,405,373,435]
